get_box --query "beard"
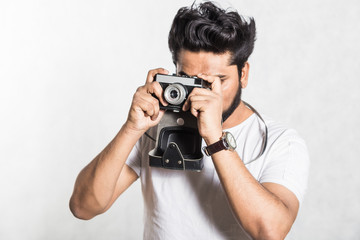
[222,84,242,122]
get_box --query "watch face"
[225,132,237,150]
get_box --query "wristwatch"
[203,131,237,156]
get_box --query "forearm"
[70,124,143,219]
[70,68,169,219]
[211,150,293,240]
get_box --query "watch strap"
[203,133,226,156]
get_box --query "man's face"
[176,49,241,121]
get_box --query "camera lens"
[170,90,178,99]
[164,83,187,105]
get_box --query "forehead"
[176,49,234,76]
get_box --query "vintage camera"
[148,110,204,171]
[148,74,207,171]
[154,74,208,112]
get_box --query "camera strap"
[242,101,268,165]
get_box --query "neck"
[222,101,254,129]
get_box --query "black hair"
[168,1,256,75]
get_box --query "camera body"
[154,74,208,112]
[148,110,204,171]
[148,74,207,171]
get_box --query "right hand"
[124,68,169,134]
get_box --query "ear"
[240,62,250,88]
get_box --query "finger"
[141,82,167,106]
[188,97,213,119]
[190,106,199,118]
[182,88,210,111]
[144,103,159,121]
[133,100,154,119]
[135,84,162,104]
[198,73,222,94]
[135,82,167,116]
[189,87,214,96]
[150,97,160,121]
[136,93,160,120]
[182,93,192,111]
[182,87,198,111]
[189,98,208,112]
[154,109,166,123]
[146,68,169,83]
[187,94,209,104]
[147,81,168,106]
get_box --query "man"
[70,2,309,239]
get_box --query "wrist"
[122,121,146,138]
[203,131,237,156]
[203,131,223,146]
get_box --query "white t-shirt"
[126,113,310,240]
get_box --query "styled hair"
[168,1,256,74]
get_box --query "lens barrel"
[163,83,187,105]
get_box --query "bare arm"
[184,74,299,239]
[69,68,169,220]
[69,125,142,220]
[210,149,299,240]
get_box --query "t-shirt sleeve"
[259,130,310,205]
[125,140,142,177]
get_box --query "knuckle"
[136,86,144,92]
[134,89,146,98]
[148,68,165,75]
[133,92,141,100]
[149,82,161,94]
[151,97,159,106]
[145,102,154,112]
[190,88,199,95]
[189,95,198,103]
[151,81,160,89]
[148,69,156,75]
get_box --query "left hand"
[182,74,223,144]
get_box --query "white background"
[1,0,359,239]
